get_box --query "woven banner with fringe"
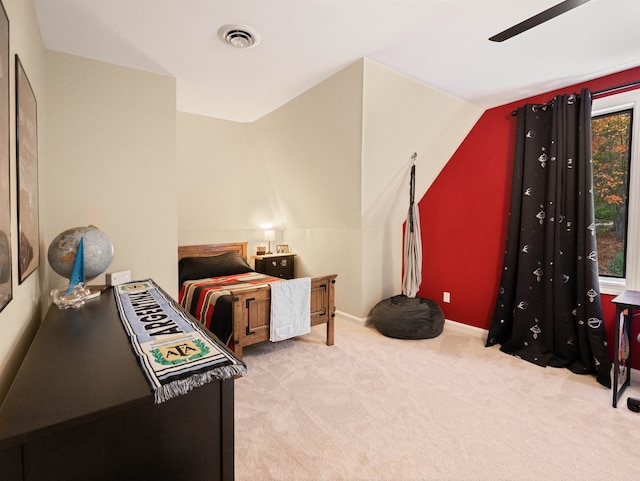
[113,279,247,403]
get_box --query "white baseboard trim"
[444,319,488,339]
[335,310,368,327]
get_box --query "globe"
[48,226,114,281]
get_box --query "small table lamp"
[264,229,275,254]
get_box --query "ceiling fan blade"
[489,0,591,42]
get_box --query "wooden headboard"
[178,242,249,261]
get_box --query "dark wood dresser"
[253,254,295,279]
[0,288,235,481]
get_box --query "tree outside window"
[592,109,632,278]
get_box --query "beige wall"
[0,0,47,402]
[360,60,483,316]
[255,62,364,230]
[42,51,178,299]
[254,61,365,316]
[176,112,278,253]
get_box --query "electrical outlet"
[443,292,451,303]
[106,270,132,286]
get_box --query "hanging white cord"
[402,153,422,298]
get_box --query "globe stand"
[51,283,92,309]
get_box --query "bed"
[178,242,336,358]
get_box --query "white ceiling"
[34,0,640,123]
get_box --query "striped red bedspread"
[179,272,281,344]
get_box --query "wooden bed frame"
[178,242,336,358]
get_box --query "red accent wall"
[418,66,640,368]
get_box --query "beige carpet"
[234,318,640,481]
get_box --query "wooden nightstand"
[252,254,295,279]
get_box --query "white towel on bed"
[270,277,311,342]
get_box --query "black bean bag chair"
[371,295,445,340]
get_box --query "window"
[592,109,631,278]
[592,90,640,294]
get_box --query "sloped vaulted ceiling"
[35,0,640,122]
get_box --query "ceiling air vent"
[218,25,261,49]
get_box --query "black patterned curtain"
[486,89,611,388]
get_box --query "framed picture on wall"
[0,1,11,311]
[15,54,39,284]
